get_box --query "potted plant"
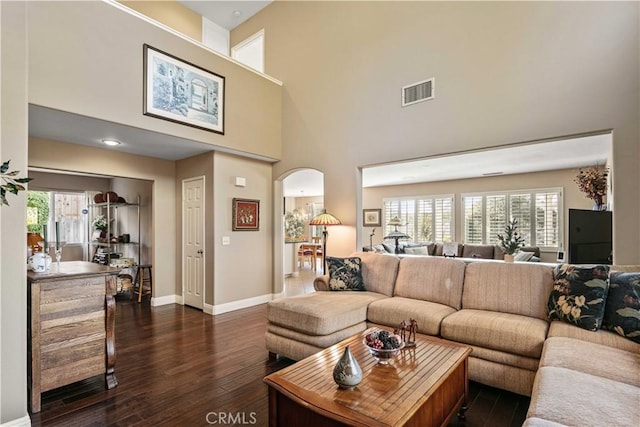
[574,166,608,210]
[497,217,525,262]
[92,215,109,240]
[1,160,32,206]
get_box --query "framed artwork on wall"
[232,198,260,231]
[363,208,382,227]
[143,44,225,134]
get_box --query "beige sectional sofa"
[265,252,640,426]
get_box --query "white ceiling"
[178,1,272,30]
[362,134,611,188]
[283,169,324,198]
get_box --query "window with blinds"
[462,188,562,250]
[384,195,454,243]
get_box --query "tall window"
[462,188,562,250]
[384,195,454,242]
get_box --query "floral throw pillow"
[547,264,610,331]
[602,272,640,343]
[326,256,365,291]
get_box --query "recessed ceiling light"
[102,139,121,146]
[482,171,503,176]
[232,10,242,18]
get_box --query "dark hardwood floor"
[30,296,530,426]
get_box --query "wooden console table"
[27,261,120,413]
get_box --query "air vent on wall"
[402,78,434,107]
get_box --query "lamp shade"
[309,212,342,226]
[387,216,404,226]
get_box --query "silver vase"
[333,345,362,389]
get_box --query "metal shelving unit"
[88,195,140,267]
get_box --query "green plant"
[497,217,525,255]
[1,160,32,206]
[27,191,50,233]
[92,215,108,232]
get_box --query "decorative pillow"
[382,243,395,254]
[547,264,610,331]
[602,272,640,343]
[404,246,429,255]
[442,242,459,257]
[514,251,535,262]
[371,244,387,253]
[326,256,365,291]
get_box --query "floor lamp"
[309,212,342,274]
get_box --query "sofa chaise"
[265,252,640,426]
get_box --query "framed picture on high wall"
[363,208,382,227]
[143,44,225,134]
[232,198,260,231]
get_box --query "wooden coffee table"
[264,328,472,427]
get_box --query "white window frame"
[383,194,455,243]
[461,187,563,251]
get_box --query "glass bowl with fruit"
[363,329,405,364]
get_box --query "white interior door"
[183,177,205,309]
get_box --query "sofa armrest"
[313,275,331,291]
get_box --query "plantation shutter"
[509,194,531,245]
[416,198,433,242]
[434,197,454,242]
[535,191,560,247]
[463,196,483,244]
[485,195,506,244]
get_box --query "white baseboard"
[151,294,179,307]
[212,293,274,315]
[203,303,214,315]
[1,415,31,427]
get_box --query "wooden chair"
[132,264,153,303]
[297,244,316,270]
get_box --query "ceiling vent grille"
[402,78,434,107]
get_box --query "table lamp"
[383,216,411,254]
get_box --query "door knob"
[197,249,203,254]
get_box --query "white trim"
[231,29,265,73]
[203,302,214,315]
[212,293,273,315]
[151,294,180,307]
[103,1,281,86]
[1,415,31,427]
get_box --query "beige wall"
[214,152,273,307]
[363,168,594,262]
[0,2,29,422]
[233,1,640,264]
[119,0,202,42]
[28,171,110,192]
[29,137,177,301]
[27,1,282,161]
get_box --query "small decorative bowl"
[363,339,405,365]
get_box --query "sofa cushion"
[527,366,640,427]
[468,345,540,371]
[547,320,640,353]
[540,337,640,387]
[393,256,466,309]
[462,262,554,320]
[404,246,430,255]
[494,245,541,260]
[351,252,400,297]
[547,264,609,331]
[441,309,549,358]
[603,271,640,343]
[268,322,366,349]
[433,242,464,257]
[267,291,386,336]
[367,297,457,336]
[514,251,536,262]
[522,417,567,427]
[461,244,495,259]
[326,256,365,291]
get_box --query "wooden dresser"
[27,261,120,413]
